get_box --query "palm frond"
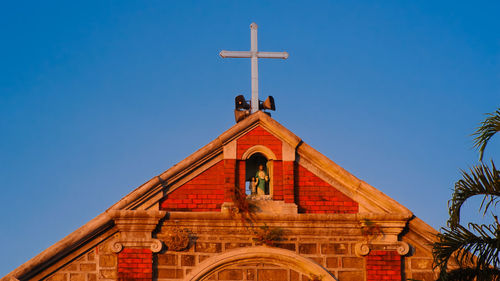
[433,222,500,280]
[473,108,500,161]
[448,161,500,227]
[436,267,500,281]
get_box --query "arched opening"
[245,153,269,196]
[185,246,338,281]
[241,145,277,199]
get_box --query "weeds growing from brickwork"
[360,219,384,243]
[252,224,285,246]
[229,186,259,225]
[229,187,287,246]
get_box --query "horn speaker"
[260,96,275,111]
[234,109,250,123]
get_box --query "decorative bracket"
[107,210,166,253]
[354,241,410,256]
[111,238,163,253]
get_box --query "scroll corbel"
[354,241,410,257]
[107,210,166,253]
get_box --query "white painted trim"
[223,139,237,159]
[282,142,296,161]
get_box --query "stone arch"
[241,145,277,160]
[184,246,338,281]
[241,145,277,197]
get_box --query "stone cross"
[220,23,289,113]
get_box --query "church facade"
[2,112,438,281]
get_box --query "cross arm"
[220,50,252,58]
[257,52,289,59]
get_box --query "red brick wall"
[272,160,283,200]
[366,250,402,281]
[283,161,294,203]
[160,161,225,212]
[237,160,246,195]
[117,248,152,281]
[224,159,236,201]
[237,126,282,159]
[295,164,358,214]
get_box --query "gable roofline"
[3,111,424,281]
[296,142,412,214]
[111,111,413,214]
[108,111,302,211]
[2,212,114,281]
[2,112,285,280]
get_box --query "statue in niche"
[252,163,269,196]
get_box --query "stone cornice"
[164,211,411,239]
[168,211,412,222]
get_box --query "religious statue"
[252,164,269,195]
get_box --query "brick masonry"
[160,161,225,212]
[155,228,366,281]
[45,249,97,281]
[366,250,401,281]
[160,125,359,214]
[295,164,359,214]
[40,224,434,281]
[14,119,440,281]
[236,126,282,159]
[402,235,437,281]
[117,248,152,281]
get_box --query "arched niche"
[184,246,338,281]
[241,145,277,198]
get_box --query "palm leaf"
[473,108,500,161]
[448,161,500,227]
[433,222,500,281]
[437,267,500,281]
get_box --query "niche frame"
[241,145,277,198]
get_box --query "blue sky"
[0,1,498,275]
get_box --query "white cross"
[220,22,289,113]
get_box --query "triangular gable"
[113,111,411,216]
[4,111,436,281]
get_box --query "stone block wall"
[45,249,97,281]
[402,235,437,281]
[155,226,367,281]
[38,224,433,281]
[206,263,300,281]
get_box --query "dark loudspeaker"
[235,95,250,110]
[260,96,276,111]
[234,110,249,123]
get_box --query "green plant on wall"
[360,218,384,243]
[229,187,287,246]
[229,186,259,225]
[252,224,285,246]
